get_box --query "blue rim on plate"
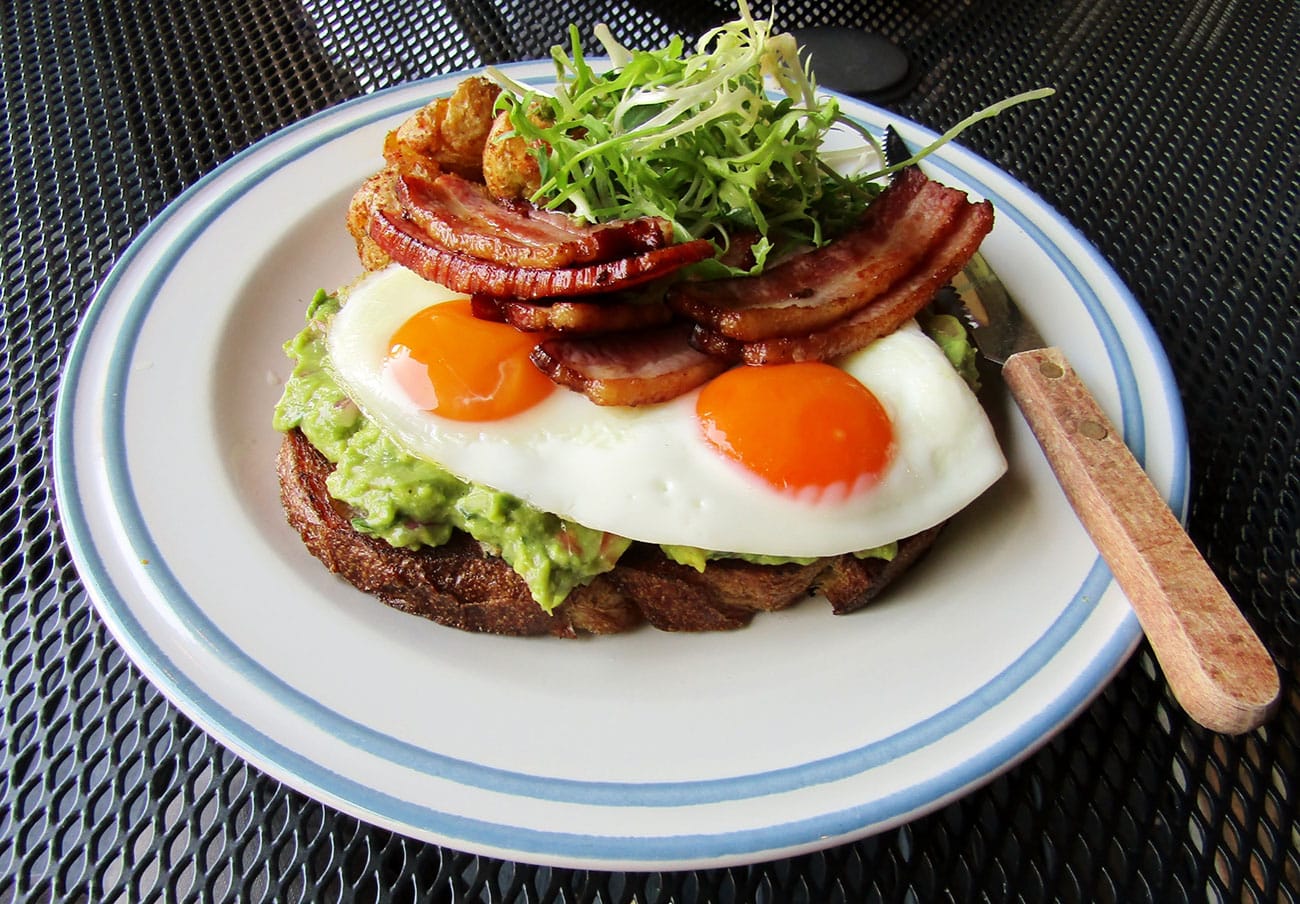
[54,62,1188,867]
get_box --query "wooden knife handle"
[1002,347,1279,734]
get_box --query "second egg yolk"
[696,362,895,498]
[386,300,554,421]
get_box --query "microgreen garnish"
[485,2,1051,273]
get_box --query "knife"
[884,129,1280,733]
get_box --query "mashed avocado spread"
[274,289,972,612]
[921,312,981,392]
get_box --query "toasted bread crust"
[277,429,941,636]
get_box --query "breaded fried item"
[383,76,501,181]
[482,110,542,200]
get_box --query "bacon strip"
[370,208,716,299]
[667,168,966,340]
[472,293,673,333]
[397,173,675,268]
[698,200,994,365]
[531,324,731,406]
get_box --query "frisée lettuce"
[487,0,1052,273]
[486,1,876,271]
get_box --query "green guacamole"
[273,290,972,613]
[921,312,981,392]
[660,542,898,573]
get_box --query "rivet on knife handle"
[1002,346,1280,734]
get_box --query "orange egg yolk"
[386,300,554,421]
[696,362,895,497]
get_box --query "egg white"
[326,264,1007,557]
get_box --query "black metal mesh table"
[3,0,1297,899]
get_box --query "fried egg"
[326,264,1006,556]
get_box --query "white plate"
[54,62,1187,870]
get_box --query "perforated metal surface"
[2,0,1297,900]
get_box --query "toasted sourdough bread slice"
[277,428,943,637]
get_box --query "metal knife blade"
[947,250,1045,364]
[883,127,1279,732]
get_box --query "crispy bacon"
[689,325,744,360]
[396,173,675,268]
[531,324,731,406]
[472,293,673,333]
[468,293,508,322]
[698,200,994,365]
[716,230,762,271]
[667,168,966,340]
[348,167,399,271]
[369,208,715,299]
